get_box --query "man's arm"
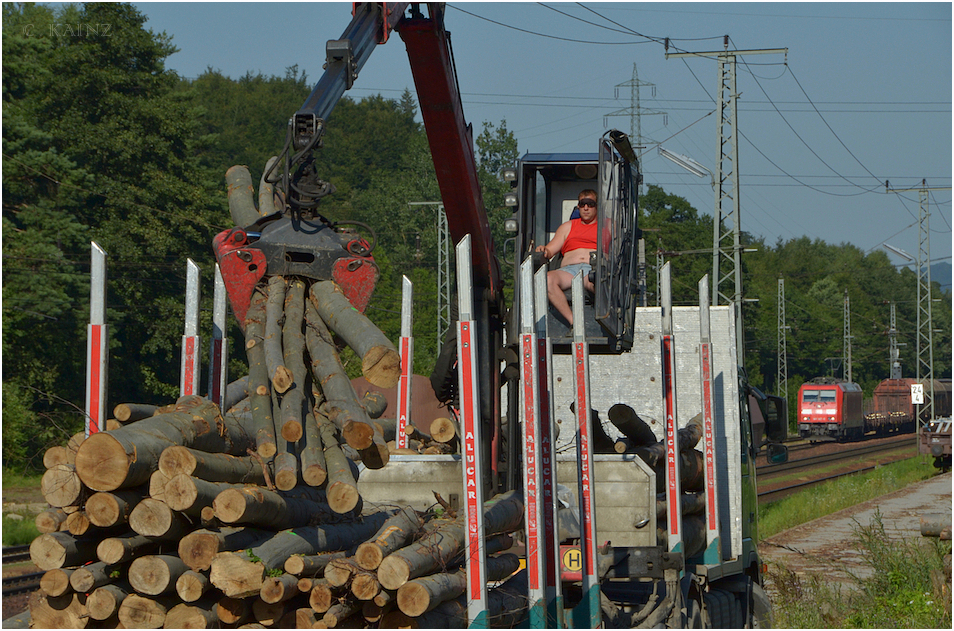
[535,222,571,259]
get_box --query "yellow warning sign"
[562,547,582,572]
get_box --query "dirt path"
[759,471,952,591]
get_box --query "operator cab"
[506,131,641,353]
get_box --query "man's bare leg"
[547,270,574,325]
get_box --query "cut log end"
[377,555,411,591]
[362,346,401,389]
[272,365,294,393]
[74,433,130,492]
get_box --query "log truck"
[213,3,790,627]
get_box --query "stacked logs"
[27,274,491,629]
[606,403,708,559]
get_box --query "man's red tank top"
[561,218,597,255]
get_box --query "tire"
[750,582,774,628]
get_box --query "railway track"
[1,545,31,566]
[2,571,42,598]
[757,435,916,503]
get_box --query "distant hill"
[932,261,952,292]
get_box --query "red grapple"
[213,227,379,329]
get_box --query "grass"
[2,469,43,490]
[2,513,40,546]
[758,456,939,539]
[768,512,952,628]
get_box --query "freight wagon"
[865,378,953,432]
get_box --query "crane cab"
[505,131,641,353]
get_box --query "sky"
[132,2,953,275]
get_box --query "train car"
[866,378,953,434]
[798,378,864,441]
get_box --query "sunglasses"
[578,198,597,208]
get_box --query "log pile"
[25,265,526,628]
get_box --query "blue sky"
[133,2,953,269]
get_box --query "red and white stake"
[660,262,683,556]
[396,276,414,449]
[456,236,488,628]
[571,272,601,628]
[698,275,721,564]
[180,259,201,397]
[85,242,108,437]
[208,264,228,407]
[534,266,563,628]
[519,259,546,627]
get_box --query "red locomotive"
[797,378,864,441]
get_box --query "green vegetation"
[3,3,951,471]
[759,457,939,538]
[2,514,40,546]
[769,512,951,628]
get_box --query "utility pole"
[886,180,950,423]
[666,39,787,365]
[843,290,852,383]
[408,202,450,354]
[604,64,666,149]
[777,278,788,403]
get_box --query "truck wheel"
[750,582,774,628]
[687,595,705,629]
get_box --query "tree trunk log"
[305,300,389,468]
[129,497,192,538]
[85,489,144,528]
[113,403,158,423]
[324,557,363,588]
[117,593,178,629]
[355,506,423,571]
[35,507,70,533]
[178,526,269,572]
[87,583,130,621]
[251,598,286,626]
[97,531,158,565]
[41,464,86,508]
[165,597,219,629]
[296,607,321,628]
[376,520,463,591]
[216,596,250,626]
[40,568,75,597]
[175,570,211,603]
[69,561,114,593]
[28,592,88,629]
[300,411,327,487]
[164,474,245,514]
[213,485,343,529]
[149,470,172,504]
[245,286,277,459]
[322,599,361,628]
[428,417,459,444]
[279,278,308,441]
[607,403,659,446]
[273,451,299,491]
[308,580,335,614]
[209,511,390,597]
[284,551,347,577]
[65,510,93,536]
[129,554,190,596]
[43,445,71,469]
[318,415,361,514]
[30,531,97,571]
[310,280,401,388]
[265,275,294,394]
[260,573,300,604]
[226,165,260,228]
[350,572,381,601]
[74,397,255,491]
[158,446,266,485]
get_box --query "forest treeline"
[3,3,950,470]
